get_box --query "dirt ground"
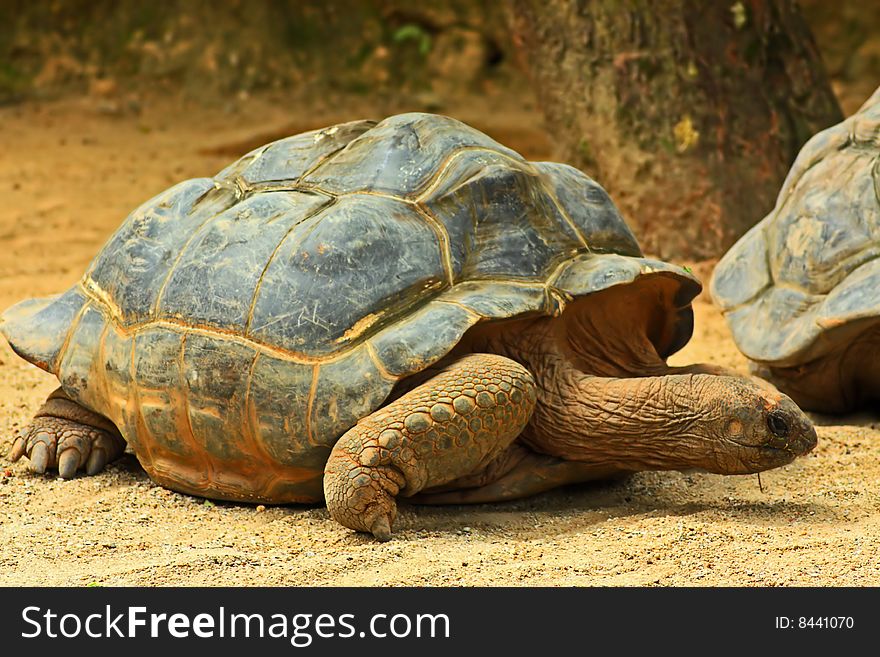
[0,95,878,587]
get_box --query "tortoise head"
[696,375,818,474]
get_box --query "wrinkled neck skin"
[463,315,733,473]
[534,357,723,472]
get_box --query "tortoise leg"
[412,444,613,504]
[323,354,536,540]
[7,387,126,478]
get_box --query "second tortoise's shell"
[712,90,880,367]
[1,113,699,502]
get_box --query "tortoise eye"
[767,410,790,438]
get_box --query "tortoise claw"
[7,437,25,462]
[370,515,393,542]
[86,448,107,476]
[58,449,80,479]
[28,441,49,474]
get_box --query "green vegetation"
[393,24,432,56]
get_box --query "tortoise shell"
[711,89,880,367]
[1,113,699,503]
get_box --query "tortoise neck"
[517,348,719,472]
[460,317,718,471]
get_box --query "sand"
[1,96,878,586]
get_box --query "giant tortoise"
[712,88,880,414]
[2,113,816,540]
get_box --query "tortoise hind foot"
[9,417,126,479]
[7,388,126,479]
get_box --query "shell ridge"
[241,349,275,465]
[295,120,380,182]
[412,202,455,285]
[414,146,530,203]
[126,332,155,466]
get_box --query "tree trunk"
[507,0,843,260]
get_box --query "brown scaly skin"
[480,315,816,475]
[343,275,816,540]
[8,388,126,478]
[323,354,536,541]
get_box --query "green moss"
[392,24,432,56]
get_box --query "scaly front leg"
[323,354,536,540]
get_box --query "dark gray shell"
[712,89,880,367]
[1,113,698,502]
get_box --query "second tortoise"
[712,88,880,413]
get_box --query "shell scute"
[157,191,331,331]
[87,179,236,323]
[248,353,316,468]
[309,347,395,448]
[182,333,253,462]
[216,119,377,186]
[368,301,476,378]
[0,287,87,372]
[534,162,640,256]
[128,328,187,459]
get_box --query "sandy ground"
[0,96,878,587]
